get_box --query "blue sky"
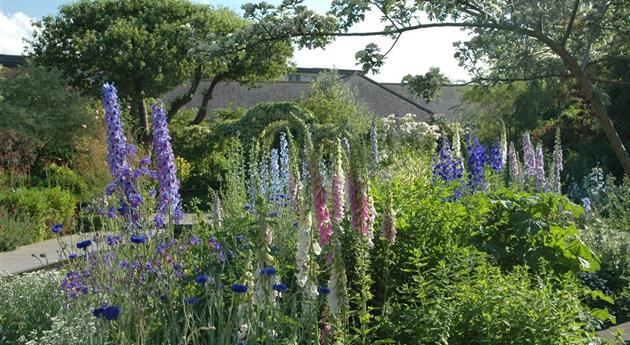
[0,0,470,82]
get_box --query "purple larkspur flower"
[522,132,535,180]
[102,83,141,224]
[189,236,200,245]
[488,139,504,173]
[151,102,183,227]
[279,132,290,195]
[466,134,487,193]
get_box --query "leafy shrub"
[0,271,64,344]
[0,65,96,165]
[0,209,42,251]
[582,222,630,323]
[471,190,599,274]
[0,129,41,175]
[41,164,90,201]
[387,249,596,345]
[0,187,77,241]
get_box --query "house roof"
[0,54,26,67]
[161,71,463,121]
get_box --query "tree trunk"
[133,80,150,144]
[540,35,630,176]
[190,76,222,125]
[167,65,203,122]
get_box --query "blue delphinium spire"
[270,148,280,199]
[522,131,535,182]
[488,139,504,173]
[466,134,487,193]
[151,102,183,227]
[279,132,290,195]
[102,83,141,225]
[370,118,379,174]
[433,136,463,182]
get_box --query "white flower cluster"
[379,113,440,142]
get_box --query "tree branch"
[561,0,580,47]
[167,64,203,122]
[442,73,571,86]
[190,75,223,125]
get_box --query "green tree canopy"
[30,0,293,139]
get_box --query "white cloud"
[292,8,473,83]
[0,11,34,55]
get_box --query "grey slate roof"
[161,71,463,121]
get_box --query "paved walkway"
[0,233,94,275]
[597,321,630,343]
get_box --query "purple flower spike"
[151,102,183,227]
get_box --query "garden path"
[0,233,95,275]
[596,321,630,343]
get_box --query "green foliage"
[0,209,42,252]
[389,249,595,345]
[582,221,630,322]
[473,190,599,274]
[0,65,96,165]
[0,271,64,344]
[0,187,77,243]
[41,164,90,201]
[298,70,370,138]
[0,129,41,175]
[401,67,449,102]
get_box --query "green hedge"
[0,187,76,250]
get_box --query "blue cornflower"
[231,284,248,294]
[272,283,288,292]
[266,210,279,218]
[235,234,244,241]
[52,224,63,234]
[76,239,92,250]
[292,221,299,228]
[189,236,200,245]
[195,274,210,284]
[68,253,78,259]
[92,307,105,318]
[130,234,147,244]
[260,266,277,276]
[102,305,121,321]
[318,287,331,295]
[243,203,253,211]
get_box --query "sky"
[0,0,472,83]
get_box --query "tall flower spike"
[370,118,379,174]
[534,144,547,192]
[331,139,345,225]
[312,162,333,247]
[279,132,290,195]
[102,83,141,224]
[380,188,396,243]
[522,131,535,182]
[102,83,129,178]
[488,138,504,173]
[508,142,522,187]
[152,102,183,225]
[466,134,487,193]
[550,128,563,194]
[452,126,462,158]
[500,121,508,165]
[270,148,280,200]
